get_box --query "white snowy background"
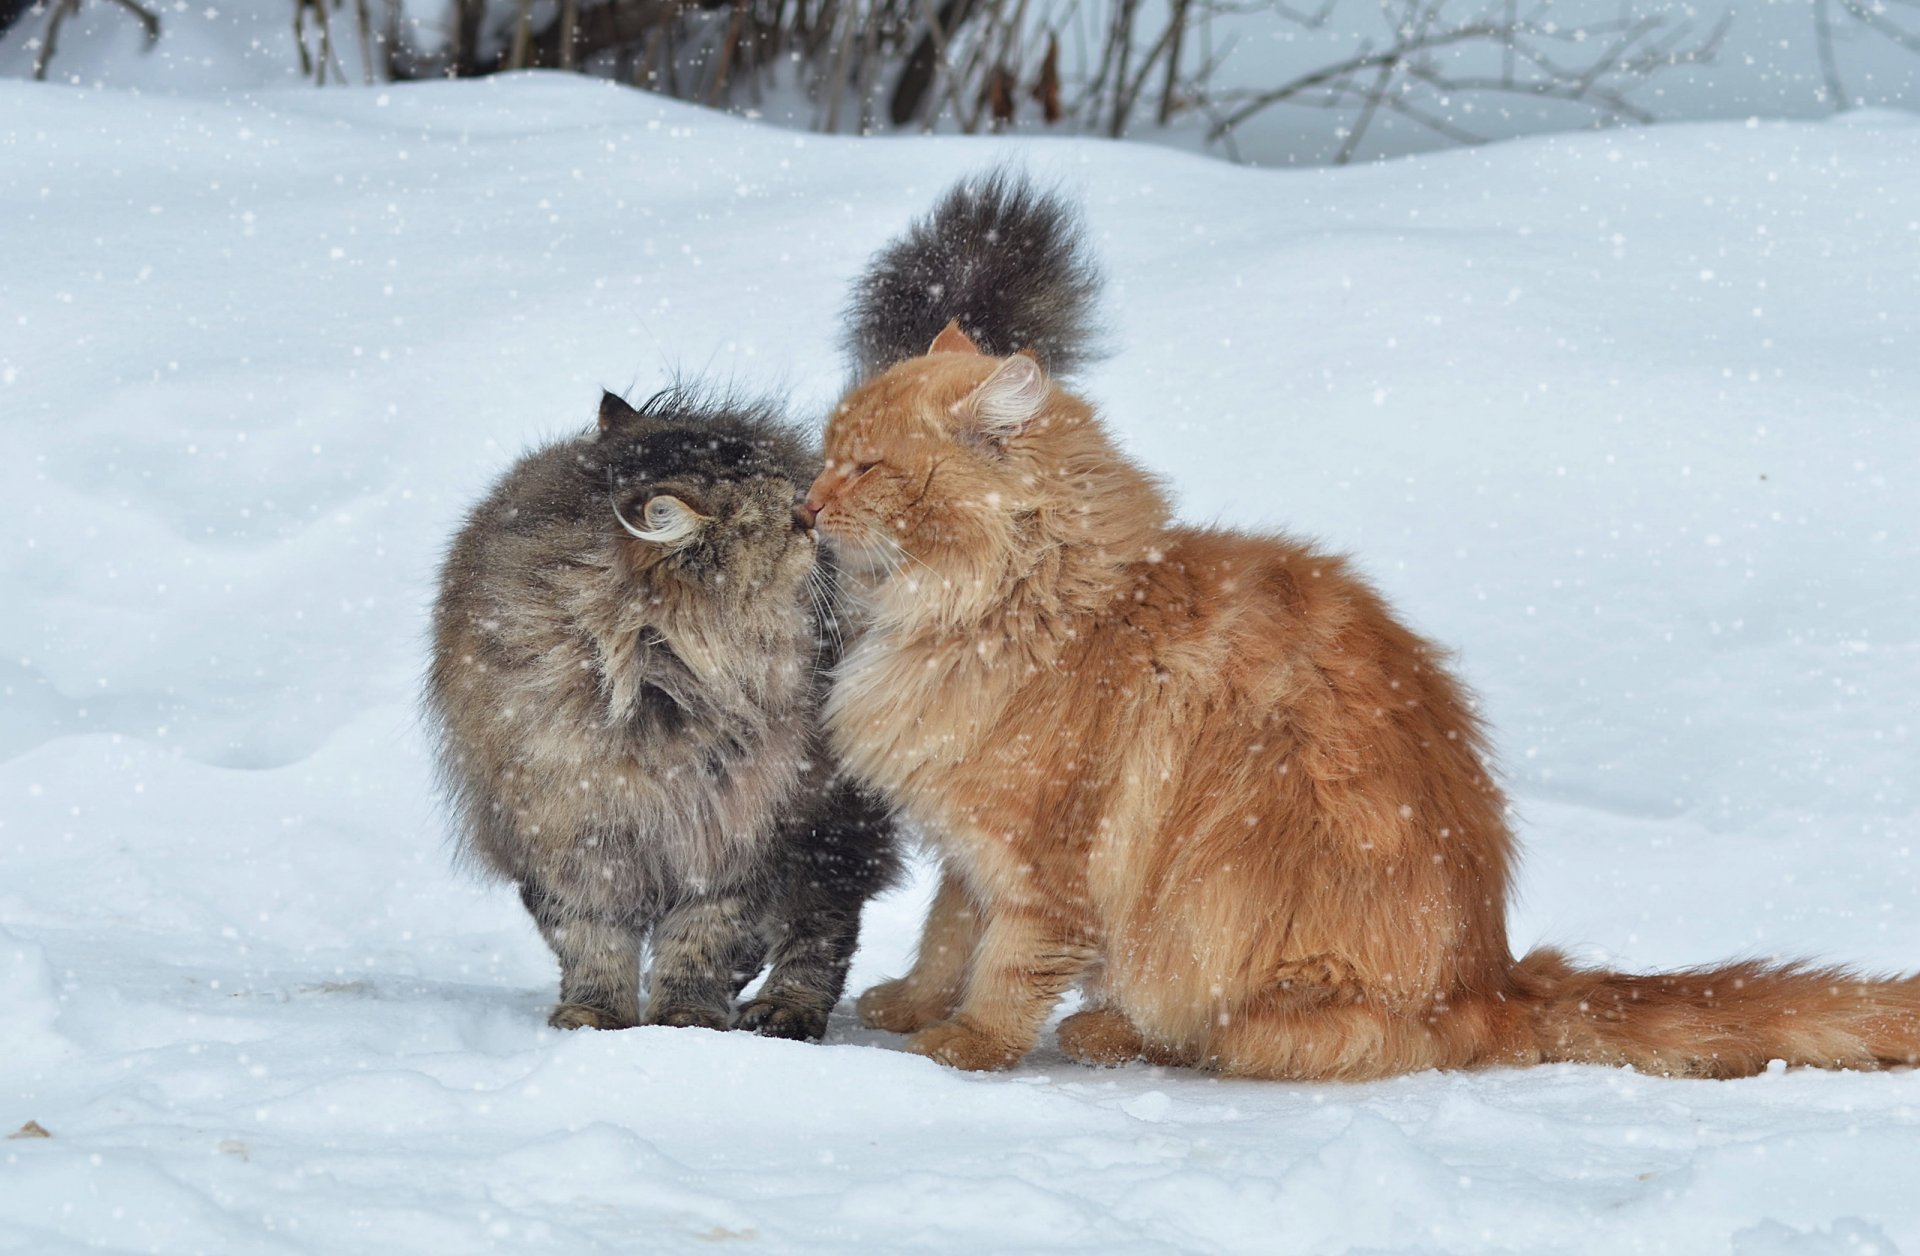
[3,11,1920,1253]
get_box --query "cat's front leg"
[520,881,643,1031]
[737,906,859,1041]
[645,892,765,1031]
[744,779,902,1040]
[858,862,982,1033]
[906,905,1095,1071]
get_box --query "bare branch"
[1206,23,1502,139]
[1841,0,1920,56]
[1198,1,1726,159]
[1383,90,1484,146]
[105,0,157,41]
[1334,57,1393,164]
[35,0,158,80]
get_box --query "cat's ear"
[956,353,1047,448]
[928,319,982,356]
[615,494,703,546]
[598,390,641,433]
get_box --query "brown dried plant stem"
[559,0,579,67]
[509,0,534,68]
[33,0,159,81]
[294,0,347,84]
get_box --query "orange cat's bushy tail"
[1509,949,1920,1076]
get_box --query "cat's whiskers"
[814,569,848,642]
[823,528,907,598]
[887,539,945,586]
[803,567,844,667]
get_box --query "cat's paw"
[1057,1007,1146,1066]
[1272,952,1367,1004]
[548,1003,638,1031]
[644,1004,731,1031]
[737,998,829,1042]
[905,1019,1025,1071]
[857,977,947,1034]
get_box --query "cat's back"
[1114,527,1348,680]
[433,435,601,625]
[431,443,597,698]
[1131,524,1498,830]
[1122,526,1479,744]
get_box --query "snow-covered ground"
[3,76,1918,1253]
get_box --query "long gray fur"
[427,387,899,1039]
[842,168,1105,381]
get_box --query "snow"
[8,0,1920,165]
[3,75,1918,1253]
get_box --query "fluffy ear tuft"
[614,494,703,546]
[598,390,641,433]
[958,354,1047,448]
[928,320,983,356]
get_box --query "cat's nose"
[792,496,818,531]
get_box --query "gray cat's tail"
[843,168,1103,382]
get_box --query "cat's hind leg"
[1056,972,1193,1068]
[1055,965,1190,1067]
[858,862,982,1034]
[1198,981,1537,1080]
[521,881,643,1031]
[1057,1007,1151,1066]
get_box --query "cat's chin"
[821,536,897,583]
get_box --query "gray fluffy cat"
[427,388,899,1039]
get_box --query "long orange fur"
[804,323,1920,1080]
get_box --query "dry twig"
[1197,2,1728,162]
[32,0,159,81]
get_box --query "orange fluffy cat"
[805,172,1920,1079]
